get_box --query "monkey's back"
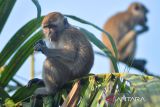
[102,11,133,56]
[61,27,94,79]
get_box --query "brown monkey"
[102,2,149,72]
[28,12,94,95]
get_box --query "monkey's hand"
[27,78,45,87]
[137,25,149,35]
[34,40,47,53]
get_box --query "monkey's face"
[42,12,69,41]
[129,2,149,25]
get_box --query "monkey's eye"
[49,24,57,28]
[43,25,48,28]
[43,24,57,28]
[134,5,140,11]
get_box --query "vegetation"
[0,1,160,107]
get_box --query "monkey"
[102,2,149,72]
[27,12,94,95]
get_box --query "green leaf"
[0,87,10,102]
[0,31,43,87]
[43,96,54,107]
[0,17,43,67]
[51,93,61,107]
[4,98,15,107]
[90,87,103,107]
[31,0,41,24]
[79,27,119,72]
[11,85,39,103]
[10,73,160,107]
[0,0,16,34]
[65,15,118,60]
[79,77,96,107]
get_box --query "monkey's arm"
[34,40,77,62]
[118,26,148,52]
[43,48,77,62]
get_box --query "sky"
[0,0,160,85]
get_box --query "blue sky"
[0,0,160,84]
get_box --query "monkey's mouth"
[48,32,58,41]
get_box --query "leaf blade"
[0,31,43,87]
[0,17,43,67]
[0,0,16,33]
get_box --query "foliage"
[2,74,160,107]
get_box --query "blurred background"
[0,0,160,85]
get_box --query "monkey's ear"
[64,17,69,28]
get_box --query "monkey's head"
[128,2,149,26]
[42,12,69,41]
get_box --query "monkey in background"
[102,2,149,72]
[27,12,94,95]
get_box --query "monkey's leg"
[118,26,148,53]
[118,30,137,53]
[110,33,137,73]
[34,87,50,95]
[27,78,49,96]
[40,58,72,95]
